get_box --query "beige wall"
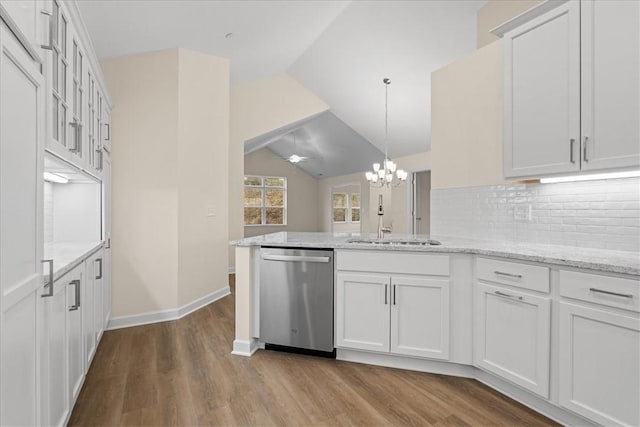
[243,148,320,237]
[229,73,329,268]
[431,42,508,190]
[103,48,230,317]
[103,50,180,317]
[477,0,543,48]
[176,49,230,307]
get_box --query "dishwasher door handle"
[262,254,331,263]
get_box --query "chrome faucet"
[377,194,392,239]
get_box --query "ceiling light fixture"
[287,133,309,164]
[365,78,407,187]
[540,170,640,184]
[43,172,69,184]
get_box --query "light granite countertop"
[44,241,104,282]
[231,232,640,276]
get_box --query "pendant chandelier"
[365,78,408,187]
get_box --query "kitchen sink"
[346,238,442,246]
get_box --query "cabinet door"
[103,153,111,327]
[336,272,390,352]
[559,302,640,426]
[82,255,96,367]
[0,23,45,427]
[40,273,70,427]
[93,253,104,342]
[67,270,83,407]
[581,0,640,171]
[0,0,38,50]
[503,1,580,178]
[474,283,551,398]
[391,276,450,360]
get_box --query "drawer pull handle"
[589,288,633,299]
[494,271,523,279]
[494,290,523,301]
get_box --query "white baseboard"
[228,267,236,274]
[107,286,230,330]
[337,349,475,378]
[231,338,259,356]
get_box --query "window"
[333,192,361,223]
[351,193,361,222]
[244,176,287,225]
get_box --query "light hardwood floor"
[69,275,558,426]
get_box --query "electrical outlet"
[514,204,531,222]
[206,206,216,217]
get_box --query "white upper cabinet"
[502,1,581,178]
[500,0,640,178]
[581,0,640,171]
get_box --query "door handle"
[262,254,330,263]
[583,136,589,162]
[96,258,103,279]
[570,138,575,163]
[40,10,53,51]
[69,279,80,311]
[41,259,54,297]
[393,284,396,305]
[384,284,388,305]
[494,290,523,301]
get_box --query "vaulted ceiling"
[79,0,484,165]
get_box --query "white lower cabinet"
[41,270,72,427]
[336,273,390,352]
[559,302,640,426]
[83,249,104,367]
[391,276,450,360]
[67,269,84,407]
[474,283,551,398]
[336,271,450,360]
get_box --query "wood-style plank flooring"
[69,275,557,426]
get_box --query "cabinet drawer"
[560,270,640,313]
[476,257,549,293]
[336,250,449,276]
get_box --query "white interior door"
[0,24,45,427]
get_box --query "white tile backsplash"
[431,177,640,252]
[44,182,53,244]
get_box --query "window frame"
[243,175,287,226]
[332,191,361,224]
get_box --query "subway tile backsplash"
[431,177,640,252]
[44,182,53,244]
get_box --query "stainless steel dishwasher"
[260,247,334,355]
